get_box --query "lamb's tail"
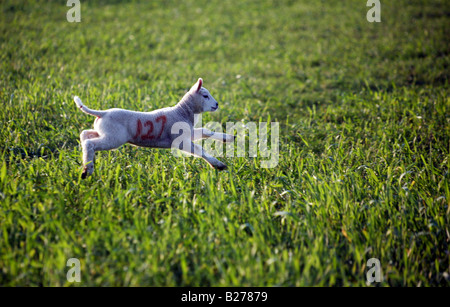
[74,96,107,118]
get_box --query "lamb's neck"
[175,93,196,124]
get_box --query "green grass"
[0,0,449,286]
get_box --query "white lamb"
[74,78,234,178]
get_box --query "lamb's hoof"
[81,166,92,179]
[215,163,228,171]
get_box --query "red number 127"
[133,115,166,140]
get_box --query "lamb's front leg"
[180,140,227,170]
[193,128,235,142]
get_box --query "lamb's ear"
[190,78,203,93]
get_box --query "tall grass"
[0,0,448,286]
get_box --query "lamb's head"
[188,78,219,113]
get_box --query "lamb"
[74,78,234,178]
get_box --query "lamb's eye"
[203,95,209,99]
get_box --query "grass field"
[0,0,449,286]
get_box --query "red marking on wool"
[133,115,167,141]
[156,115,167,139]
[133,119,143,140]
[142,120,155,140]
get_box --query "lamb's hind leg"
[80,130,99,178]
[81,134,126,179]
